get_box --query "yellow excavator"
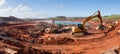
[72,10,106,36]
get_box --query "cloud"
[0,4,45,18]
[0,0,5,6]
[56,4,64,8]
[12,4,30,12]
[0,0,46,18]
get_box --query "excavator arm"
[82,10,103,28]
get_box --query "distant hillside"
[0,16,24,22]
[48,16,85,20]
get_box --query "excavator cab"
[78,24,84,30]
[97,24,106,30]
[71,24,87,35]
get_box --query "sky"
[0,0,120,18]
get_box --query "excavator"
[71,10,106,36]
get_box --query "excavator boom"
[82,10,103,28]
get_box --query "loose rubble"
[0,19,120,54]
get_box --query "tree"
[56,16,66,20]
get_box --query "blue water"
[38,20,88,25]
[55,21,82,25]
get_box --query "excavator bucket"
[97,25,107,30]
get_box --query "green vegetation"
[0,14,120,22]
[48,14,120,21]
[87,14,120,21]
[103,14,120,20]
[48,16,85,20]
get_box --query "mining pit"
[0,20,120,54]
